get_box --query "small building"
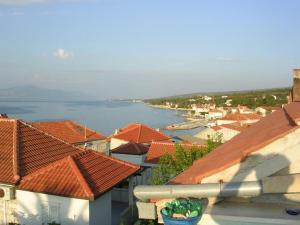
[0,118,139,225]
[31,120,107,153]
[195,122,247,143]
[216,113,261,126]
[255,106,268,116]
[111,142,152,188]
[108,123,170,150]
[206,109,224,120]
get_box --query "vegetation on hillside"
[151,134,222,185]
[145,88,290,109]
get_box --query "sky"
[0,0,300,99]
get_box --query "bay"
[0,100,203,136]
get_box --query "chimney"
[0,113,8,118]
[292,69,300,102]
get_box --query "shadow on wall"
[208,152,300,225]
[8,188,89,225]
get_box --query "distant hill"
[0,85,91,102]
[150,87,292,100]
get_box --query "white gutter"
[134,181,262,202]
[134,174,300,202]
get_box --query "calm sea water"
[0,100,203,136]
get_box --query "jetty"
[164,119,207,130]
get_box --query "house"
[108,123,170,149]
[174,135,207,145]
[206,109,224,120]
[195,122,247,143]
[31,120,107,153]
[255,106,268,116]
[216,112,261,125]
[111,141,149,165]
[237,105,255,114]
[111,142,152,187]
[134,69,300,225]
[0,118,139,225]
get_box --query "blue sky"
[0,0,299,99]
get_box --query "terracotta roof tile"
[145,142,206,164]
[172,102,300,185]
[222,113,261,121]
[108,123,170,143]
[20,150,139,199]
[31,120,105,144]
[111,142,149,155]
[0,119,139,199]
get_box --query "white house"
[206,109,224,120]
[0,118,139,225]
[195,123,246,143]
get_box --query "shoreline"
[144,102,208,131]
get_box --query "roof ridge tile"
[67,155,95,200]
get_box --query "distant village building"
[206,109,224,120]
[195,122,247,143]
[0,118,138,225]
[216,113,261,126]
[31,120,107,153]
[255,106,268,116]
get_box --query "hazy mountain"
[0,85,92,101]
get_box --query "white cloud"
[53,48,73,60]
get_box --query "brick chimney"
[292,69,300,102]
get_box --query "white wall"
[89,191,111,225]
[111,153,146,165]
[16,190,90,225]
[110,138,128,149]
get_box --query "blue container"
[161,209,201,225]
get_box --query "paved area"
[112,201,128,225]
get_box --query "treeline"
[145,88,290,109]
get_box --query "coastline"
[144,102,208,131]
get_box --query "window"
[0,189,4,198]
[41,202,61,224]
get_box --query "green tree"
[151,134,222,185]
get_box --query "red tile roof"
[220,123,248,132]
[172,102,300,184]
[145,142,206,164]
[31,120,105,144]
[20,150,139,200]
[111,141,149,155]
[0,119,139,199]
[222,113,261,121]
[108,123,170,144]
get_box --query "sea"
[0,100,204,137]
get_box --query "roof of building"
[171,102,300,184]
[0,119,139,199]
[176,135,207,145]
[108,123,170,143]
[111,141,149,155]
[19,150,138,200]
[221,113,261,121]
[31,120,106,144]
[145,141,206,164]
